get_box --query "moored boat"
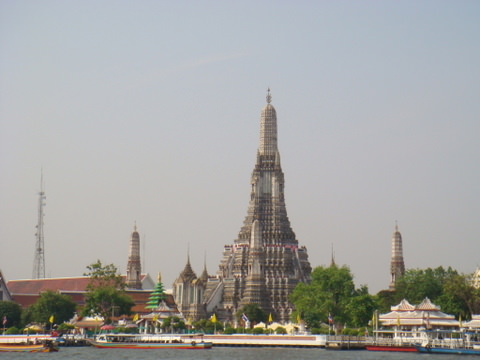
[415,329,480,355]
[415,344,480,355]
[89,333,212,349]
[365,344,417,352]
[204,334,326,347]
[0,341,58,353]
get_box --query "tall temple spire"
[258,88,278,156]
[214,90,312,323]
[330,244,336,267]
[389,222,405,290]
[126,223,142,289]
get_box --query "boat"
[415,329,480,355]
[204,333,326,347]
[364,329,423,352]
[0,341,58,353]
[89,333,212,349]
[365,344,417,352]
[415,344,480,355]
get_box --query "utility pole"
[32,171,46,279]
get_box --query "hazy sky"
[1,1,479,294]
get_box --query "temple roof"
[177,258,197,282]
[7,274,150,294]
[416,297,441,311]
[391,299,415,311]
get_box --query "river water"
[0,346,464,360]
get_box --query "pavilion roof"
[464,314,480,329]
[391,299,415,311]
[380,298,457,328]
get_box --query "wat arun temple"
[173,90,312,323]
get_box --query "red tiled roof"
[8,276,176,315]
[8,277,90,294]
[7,275,148,295]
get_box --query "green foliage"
[391,266,479,318]
[290,264,377,328]
[21,306,33,326]
[344,288,377,328]
[57,323,75,332]
[161,316,186,333]
[394,267,458,304]
[82,260,134,323]
[5,326,21,334]
[29,290,76,325]
[235,303,267,327]
[275,326,287,334]
[252,327,265,334]
[0,301,22,328]
[223,326,235,334]
[84,260,126,290]
[310,326,329,334]
[115,326,138,334]
[191,318,222,334]
[376,290,397,313]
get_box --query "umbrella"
[100,325,115,330]
[25,325,43,332]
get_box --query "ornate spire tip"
[266,88,272,104]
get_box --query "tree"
[161,316,186,333]
[290,264,377,328]
[0,301,22,328]
[345,286,377,328]
[82,260,134,323]
[438,272,480,318]
[394,266,458,304]
[29,290,77,325]
[236,304,267,327]
[191,318,223,334]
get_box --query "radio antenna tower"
[32,171,46,279]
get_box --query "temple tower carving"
[210,90,311,323]
[126,224,142,289]
[389,223,405,290]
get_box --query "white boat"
[89,333,212,349]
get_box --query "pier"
[325,335,366,350]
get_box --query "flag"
[397,314,401,327]
[210,313,217,323]
[328,313,334,324]
[242,313,249,322]
[297,314,301,324]
[2,316,6,326]
[133,313,139,322]
[268,313,273,323]
[459,315,463,328]
[49,315,54,324]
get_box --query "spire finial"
[330,244,336,267]
[395,220,398,232]
[266,88,272,104]
[157,272,162,283]
[134,221,137,232]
